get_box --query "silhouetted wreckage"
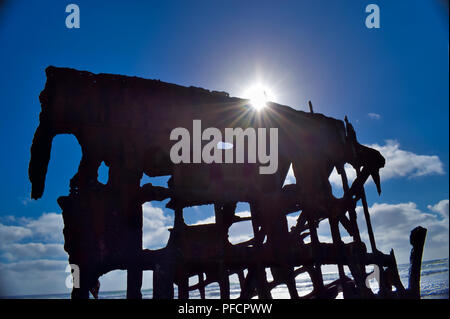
[29,66,427,299]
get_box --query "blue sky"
[0,0,448,296]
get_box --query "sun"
[243,84,275,111]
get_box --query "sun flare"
[243,84,275,111]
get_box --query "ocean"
[6,258,448,299]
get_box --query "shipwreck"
[28,66,427,299]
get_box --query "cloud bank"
[0,203,171,296]
[284,139,445,187]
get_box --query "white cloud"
[0,203,171,296]
[228,217,253,244]
[24,213,64,243]
[368,113,381,120]
[0,259,70,296]
[212,200,448,266]
[428,199,449,219]
[0,212,68,296]
[0,243,66,261]
[284,140,445,188]
[142,203,173,249]
[0,224,32,243]
[303,199,448,264]
[0,212,65,262]
[192,215,215,225]
[371,140,445,179]
[354,200,449,264]
[98,270,128,293]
